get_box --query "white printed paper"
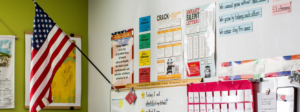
[193,36,199,59]
[207,104,213,112]
[257,93,276,112]
[237,90,244,102]
[221,104,227,112]
[157,31,165,43]
[200,104,206,112]
[237,103,244,112]
[200,92,206,103]
[214,91,221,103]
[173,28,182,41]
[165,44,173,57]
[229,90,237,102]
[189,92,194,103]
[157,45,165,58]
[111,98,125,112]
[201,11,206,32]
[245,103,252,112]
[195,104,200,112]
[186,25,200,35]
[245,90,252,102]
[214,104,220,112]
[188,36,193,60]
[222,91,229,103]
[157,60,165,73]
[228,103,235,112]
[165,29,173,42]
[199,34,205,58]
[189,105,194,112]
[206,92,213,103]
[194,92,199,103]
[173,43,181,56]
[208,11,214,30]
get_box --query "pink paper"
[272,1,292,15]
[272,0,281,2]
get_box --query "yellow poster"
[139,50,150,66]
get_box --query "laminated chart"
[156,10,184,81]
[185,3,216,78]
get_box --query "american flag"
[30,2,75,112]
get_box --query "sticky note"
[228,103,235,112]
[237,90,244,102]
[222,91,229,103]
[221,104,227,112]
[237,103,244,112]
[229,90,237,102]
[189,92,194,103]
[245,89,252,102]
[200,104,206,112]
[206,92,213,103]
[207,104,213,112]
[214,104,220,112]
[245,103,252,112]
[214,91,221,103]
[200,92,206,103]
[189,105,194,112]
[195,104,200,112]
[194,92,199,103]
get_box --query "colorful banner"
[111,29,134,86]
[185,3,216,78]
[218,54,300,80]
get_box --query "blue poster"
[139,16,151,32]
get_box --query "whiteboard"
[111,86,187,112]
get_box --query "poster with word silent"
[185,3,216,79]
[156,10,184,81]
[111,29,134,86]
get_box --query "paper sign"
[125,91,136,105]
[189,105,194,112]
[214,91,221,103]
[139,16,151,32]
[214,104,220,112]
[219,22,253,37]
[257,93,276,112]
[139,33,151,49]
[237,90,244,102]
[139,50,151,66]
[139,67,150,83]
[187,62,201,77]
[228,103,235,112]
[207,104,213,112]
[200,92,206,103]
[200,104,206,112]
[195,104,200,112]
[219,7,262,24]
[245,103,252,112]
[245,89,253,102]
[229,90,237,102]
[222,91,229,102]
[272,1,291,15]
[237,103,244,112]
[221,104,227,112]
[206,92,213,103]
[194,92,199,103]
[111,98,125,112]
[219,0,268,11]
[189,92,194,103]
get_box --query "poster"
[139,67,150,83]
[139,16,151,32]
[111,29,134,86]
[185,3,216,78]
[139,50,151,66]
[156,10,184,80]
[111,97,125,112]
[139,33,151,49]
[0,36,15,109]
[24,33,82,107]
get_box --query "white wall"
[88,0,300,111]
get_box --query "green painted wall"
[0,0,88,112]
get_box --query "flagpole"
[73,43,118,92]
